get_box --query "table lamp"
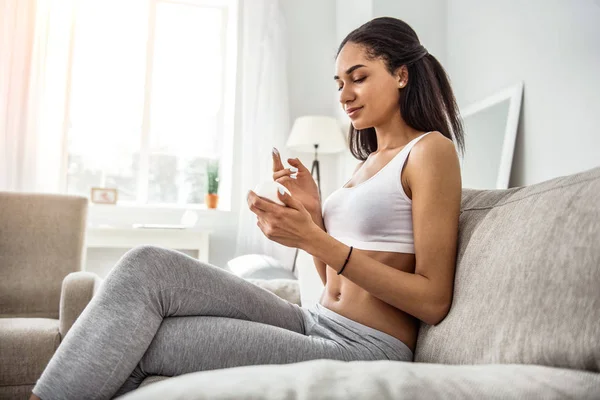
[286,115,347,273]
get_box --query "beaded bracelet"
[337,246,353,275]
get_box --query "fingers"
[272,147,285,172]
[287,157,308,172]
[272,167,298,181]
[247,190,278,216]
[277,186,301,210]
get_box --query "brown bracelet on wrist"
[337,246,353,275]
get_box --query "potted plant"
[205,159,220,209]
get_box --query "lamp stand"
[311,144,322,200]
[291,144,320,275]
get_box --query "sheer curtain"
[233,0,296,270]
[0,0,77,193]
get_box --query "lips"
[346,106,363,117]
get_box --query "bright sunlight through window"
[66,0,232,206]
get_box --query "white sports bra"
[321,131,433,254]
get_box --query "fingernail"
[272,147,279,156]
[278,187,285,195]
[290,167,298,173]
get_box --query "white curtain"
[233,0,296,270]
[0,0,77,193]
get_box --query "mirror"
[459,82,523,189]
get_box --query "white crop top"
[321,131,433,254]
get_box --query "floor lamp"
[285,116,347,275]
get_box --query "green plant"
[206,159,220,195]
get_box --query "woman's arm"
[301,134,461,325]
[309,209,327,286]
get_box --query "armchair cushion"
[0,318,60,387]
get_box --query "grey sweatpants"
[32,245,413,400]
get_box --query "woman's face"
[335,42,405,130]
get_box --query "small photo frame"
[90,187,118,205]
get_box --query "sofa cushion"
[245,278,301,305]
[414,166,600,371]
[0,318,60,386]
[139,375,170,388]
[118,359,600,400]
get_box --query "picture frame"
[90,187,118,205]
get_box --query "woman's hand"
[247,187,316,250]
[272,148,321,214]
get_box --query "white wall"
[447,0,600,186]
[372,0,448,66]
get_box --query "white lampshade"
[286,116,346,154]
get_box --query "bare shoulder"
[404,131,461,190]
[353,160,365,175]
[412,131,457,158]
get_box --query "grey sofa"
[117,165,600,399]
[6,165,600,399]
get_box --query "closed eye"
[337,77,366,91]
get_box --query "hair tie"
[417,45,429,61]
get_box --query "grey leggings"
[32,245,413,400]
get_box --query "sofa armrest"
[246,278,301,306]
[59,271,103,339]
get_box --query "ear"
[395,65,408,88]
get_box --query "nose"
[339,85,354,106]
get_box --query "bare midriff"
[319,250,419,354]
[317,133,434,354]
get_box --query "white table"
[86,227,211,263]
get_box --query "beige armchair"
[0,192,100,400]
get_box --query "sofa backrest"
[0,192,88,318]
[414,166,600,372]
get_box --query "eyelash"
[337,77,366,91]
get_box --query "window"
[65,0,236,207]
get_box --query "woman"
[31,17,463,400]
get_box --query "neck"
[372,110,422,152]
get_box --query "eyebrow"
[334,64,366,80]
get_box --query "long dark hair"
[337,17,465,160]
